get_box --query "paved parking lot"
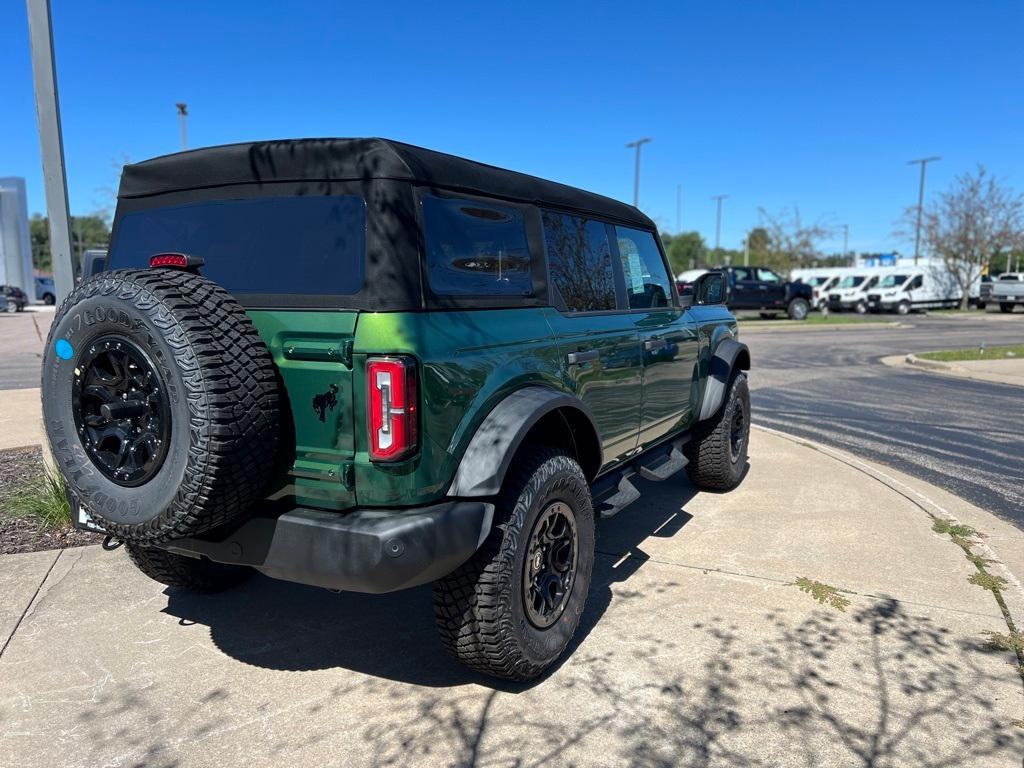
[1,429,1022,767]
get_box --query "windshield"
[807,276,830,286]
[879,274,909,288]
[838,276,866,288]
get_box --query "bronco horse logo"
[312,384,339,422]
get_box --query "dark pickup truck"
[719,266,813,320]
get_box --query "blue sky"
[2,1,1021,254]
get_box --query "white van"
[826,271,891,313]
[865,266,961,314]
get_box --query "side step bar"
[592,436,689,519]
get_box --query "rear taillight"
[367,356,418,462]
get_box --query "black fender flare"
[697,338,751,422]
[448,387,600,497]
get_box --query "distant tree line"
[30,213,110,276]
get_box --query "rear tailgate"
[248,310,358,511]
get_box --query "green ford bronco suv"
[42,139,750,681]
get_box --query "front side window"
[880,274,908,288]
[541,211,616,312]
[731,267,754,282]
[422,195,533,296]
[110,195,366,295]
[616,226,672,309]
[756,268,782,283]
[839,276,866,288]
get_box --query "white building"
[0,177,34,297]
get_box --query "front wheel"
[787,297,810,320]
[855,300,867,314]
[684,373,750,491]
[4,299,16,313]
[897,300,911,315]
[43,293,56,306]
[433,447,595,682]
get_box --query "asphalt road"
[743,313,1024,529]
[4,308,1022,527]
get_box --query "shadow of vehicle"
[160,468,723,688]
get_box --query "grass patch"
[2,468,73,533]
[792,577,850,611]
[932,518,977,538]
[917,344,1024,362]
[739,313,886,325]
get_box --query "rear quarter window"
[421,195,533,296]
[109,196,366,295]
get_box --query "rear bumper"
[160,501,494,594]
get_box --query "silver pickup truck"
[991,273,1024,313]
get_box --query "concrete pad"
[0,549,59,649]
[0,431,1022,767]
[0,387,43,449]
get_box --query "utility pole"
[841,224,849,260]
[676,184,681,232]
[711,194,728,260]
[743,235,749,267]
[625,138,652,208]
[176,102,188,150]
[908,156,940,266]
[26,0,75,302]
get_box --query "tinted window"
[422,196,532,296]
[542,211,616,312]
[880,274,908,287]
[616,226,672,309]
[731,267,754,282]
[109,196,365,295]
[756,268,781,283]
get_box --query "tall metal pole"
[26,0,75,301]
[176,103,188,150]
[908,156,941,266]
[625,138,651,208]
[712,194,728,255]
[842,224,848,257]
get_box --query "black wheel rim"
[729,400,747,461]
[70,336,171,486]
[522,501,578,629]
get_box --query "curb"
[889,354,1024,389]
[737,321,905,333]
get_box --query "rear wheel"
[685,373,750,491]
[126,543,252,592]
[433,446,594,682]
[1000,303,1014,313]
[5,299,16,313]
[787,297,809,320]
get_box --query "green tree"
[30,213,110,275]
[661,230,708,275]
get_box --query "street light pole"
[711,194,728,260]
[26,0,75,302]
[842,224,849,259]
[176,103,188,150]
[625,138,652,208]
[908,156,941,266]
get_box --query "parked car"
[35,276,56,305]
[43,138,751,681]
[826,272,889,314]
[719,265,814,319]
[2,284,28,312]
[991,272,1024,312]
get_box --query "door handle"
[567,349,600,365]
[643,338,667,351]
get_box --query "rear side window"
[421,196,533,296]
[615,226,672,309]
[109,196,366,295]
[541,211,616,312]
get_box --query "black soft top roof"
[118,138,652,228]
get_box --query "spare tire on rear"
[42,269,281,543]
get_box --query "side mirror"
[693,271,727,305]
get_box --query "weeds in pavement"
[2,467,73,533]
[968,572,1009,593]
[792,577,850,611]
[983,629,1024,655]
[932,518,977,539]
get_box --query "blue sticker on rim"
[55,339,74,360]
